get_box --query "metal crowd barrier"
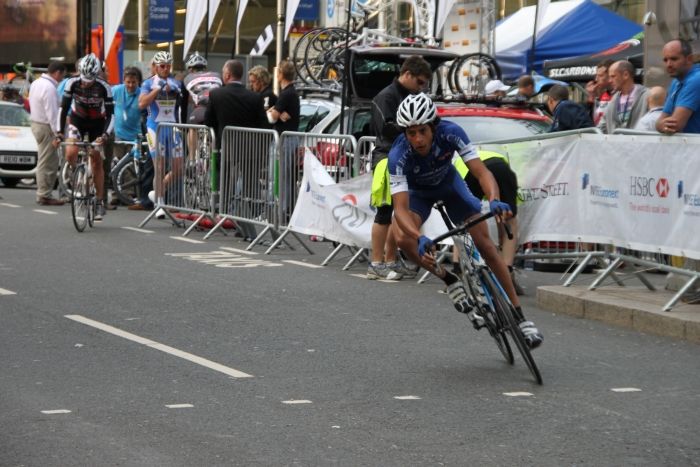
[204,126,281,247]
[355,136,375,176]
[265,131,357,255]
[139,123,218,233]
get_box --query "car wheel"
[1,177,19,188]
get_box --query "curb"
[537,285,700,345]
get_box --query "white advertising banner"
[495,133,700,259]
[289,152,450,248]
[104,0,129,58]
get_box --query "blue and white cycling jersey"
[141,75,183,125]
[388,120,478,194]
[141,75,183,158]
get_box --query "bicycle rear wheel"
[71,165,89,232]
[110,154,139,206]
[482,271,543,385]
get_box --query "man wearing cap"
[484,80,510,99]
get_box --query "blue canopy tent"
[495,0,642,81]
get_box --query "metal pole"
[276,0,284,73]
[235,0,241,55]
[138,0,144,61]
[205,0,210,59]
[529,1,539,73]
[339,0,352,135]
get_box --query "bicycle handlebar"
[430,207,513,245]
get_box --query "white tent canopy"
[495,0,583,53]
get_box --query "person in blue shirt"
[656,39,700,134]
[388,93,543,349]
[112,67,152,209]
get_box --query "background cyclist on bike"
[139,51,184,218]
[388,93,543,349]
[56,53,114,221]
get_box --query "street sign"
[148,0,175,43]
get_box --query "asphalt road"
[1,185,699,467]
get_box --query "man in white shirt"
[634,86,667,132]
[29,61,66,205]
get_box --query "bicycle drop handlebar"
[430,210,513,245]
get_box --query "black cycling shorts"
[465,158,519,216]
[66,117,106,143]
[374,204,393,225]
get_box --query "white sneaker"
[155,208,166,219]
[148,190,156,204]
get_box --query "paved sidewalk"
[536,270,700,344]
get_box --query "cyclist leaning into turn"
[388,93,543,349]
[56,53,114,221]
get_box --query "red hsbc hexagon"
[656,178,670,198]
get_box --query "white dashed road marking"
[122,226,154,234]
[394,395,421,400]
[65,314,253,379]
[33,209,57,215]
[0,287,16,295]
[166,404,194,409]
[503,392,533,397]
[170,236,205,244]
[282,400,312,404]
[611,387,642,393]
[283,260,323,268]
[220,247,259,255]
[41,410,71,414]
[0,202,20,208]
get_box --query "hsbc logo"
[630,176,670,198]
[656,178,670,197]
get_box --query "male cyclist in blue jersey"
[56,53,114,221]
[388,93,543,348]
[139,51,184,218]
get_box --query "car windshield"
[443,116,550,143]
[0,105,30,127]
[299,103,332,133]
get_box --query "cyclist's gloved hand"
[489,199,512,216]
[417,235,433,257]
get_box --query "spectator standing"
[656,39,700,134]
[367,55,432,280]
[29,60,66,205]
[267,60,300,221]
[547,84,594,132]
[585,59,614,126]
[517,75,535,99]
[112,67,150,209]
[248,65,277,111]
[204,59,267,241]
[599,60,648,133]
[634,86,667,132]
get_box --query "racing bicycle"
[110,136,152,206]
[431,203,543,385]
[64,140,103,232]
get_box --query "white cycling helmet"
[78,53,101,81]
[152,51,173,65]
[396,93,437,128]
[185,52,207,69]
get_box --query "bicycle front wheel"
[482,271,543,385]
[71,165,89,232]
[456,243,513,364]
